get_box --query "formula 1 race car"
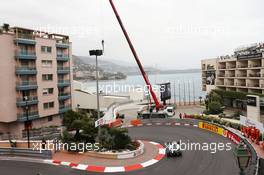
[165,141,182,157]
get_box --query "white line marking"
[43,160,53,164]
[60,162,71,166]
[156,123,161,125]
[141,159,159,167]
[104,167,125,173]
[193,125,198,127]
[137,124,143,127]
[159,148,166,155]
[74,164,88,170]
[184,123,190,126]
[175,123,181,126]
[146,123,152,126]
[149,141,158,145]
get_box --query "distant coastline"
[126,69,201,76]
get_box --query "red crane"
[109,0,163,110]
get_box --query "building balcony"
[58,93,71,100]
[217,74,225,77]
[236,74,247,78]
[57,54,70,61]
[57,67,70,74]
[247,84,260,88]
[248,73,261,78]
[59,105,71,113]
[15,66,37,75]
[218,66,226,70]
[17,111,39,122]
[14,34,36,45]
[58,80,70,87]
[16,81,38,90]
[56,42,69,49]
[15,51,37,60]
[16,96,38,107]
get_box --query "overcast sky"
[1,0,263,69]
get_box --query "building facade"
[201,42,264,124]
[0,24,73,139]
[202,43,264,94]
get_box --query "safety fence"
[198,121,258,175]
[0,147,52,159]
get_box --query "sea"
[82,72,206,103]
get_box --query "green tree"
[62,110,97,143]
[208,101,223,114]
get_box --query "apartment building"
[0,24,73,138]
[202,43,264,94]
[201,43,264,124]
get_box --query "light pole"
[233,143,251,175]
[89,49,103,141]
[24,96,30,148]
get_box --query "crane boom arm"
[109,0,162,109]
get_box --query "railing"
[237,74,247,77]
[56,39,69,44]
[248,74,261,77]
[17,96,38,102]
[0,147,51,159]
[15,51,36,58]
[16,66,36,70]
[218,74,225,77]
[17,111,39,120]
[247,84,260,88]
[16,33,35,40]
[58,93,71,96]
[57,54,69,58]
[236,84,246,87]
[57,67,70,71]
[16,81,37,86]
[58,80,70,84]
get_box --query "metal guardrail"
[258,158,264,175]
[0,147,52,159]
[241,138,259,175]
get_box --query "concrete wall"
[72,89,129,110]
[0,33,17,122]
[36,37,59,117]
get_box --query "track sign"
[95,118,105,127]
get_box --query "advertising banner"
[198,122,225,136]
[240,115,264,133]
[226,131,241,144]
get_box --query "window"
[48,116,53,122]
[41,46,52,53]
[43,102,54,109]
[42,88,54,95]
[42,60,52,68]
[42,74,53,81]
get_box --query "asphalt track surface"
[0,125,240,175]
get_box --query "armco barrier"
[0,147,52,159]
[259,158,264,175]
[198,121,258,175]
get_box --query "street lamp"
[89,49,103,141]
[233,143,251,175]
[24,96,30,148]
